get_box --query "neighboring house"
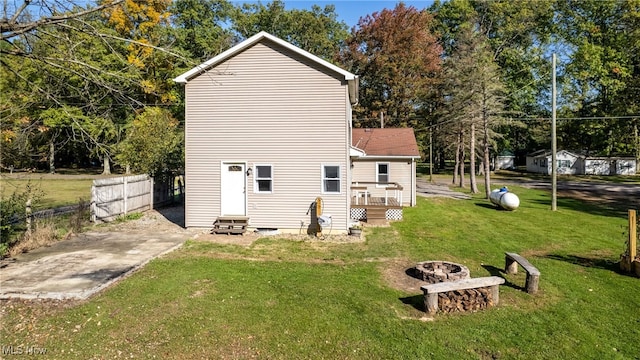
[585,157,637,175]
[611,157,637,175]
[584,157,611,175]
[174,32,367,233]
[350,128,421,210]
[526,150,583,175]
[495,150,515,170]
[527,150,636,175]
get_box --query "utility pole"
[429,126,433,183]
[380,111,384,128]
[551,53,557,211]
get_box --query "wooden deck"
[350,196,401,208]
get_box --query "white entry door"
[221,162,246,216]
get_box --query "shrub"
[68,198,90,233]
[0,182,42,257]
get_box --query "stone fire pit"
[415,261,470,284]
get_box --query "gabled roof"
[527,149,583,158]
[351,128,420,158]
[174,31,357,83]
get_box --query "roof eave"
[350,146,366,157]
[355,155,420,160]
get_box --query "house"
[350,128,421,221]
[611,157,637,175]
[525,150,583,175]
[584,157,611,175]
[585,157,637,175]
[174,32,413,234]
[495,150,515,170]
[526,150,636,175]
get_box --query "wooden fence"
[91,174,184,223]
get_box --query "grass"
[0,177,93,210]
[1,183,639,359]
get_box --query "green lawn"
[1,178,93,210]
[1,183,639,359]
[1,175,95,209]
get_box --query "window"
[322,165,341,193]
[558,160,571,168]
[539,159,546,167]
[255,165,272,193]
[377,162,389,184]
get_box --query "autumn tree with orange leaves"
[338,3,442,130]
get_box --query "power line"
[509,115,640,121]
[354,115,640,123]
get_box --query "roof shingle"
[351,128,420,157]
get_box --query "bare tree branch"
[1,0,124,40]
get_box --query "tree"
[1,0,185,173]
[431,0,554,158]
[1,0,124,41]
[440,25,505,197]
[169,0,235,63]
[554,0,639,157]
[231,0,348,61]
[116,107,183,179]
[338,3,442,129]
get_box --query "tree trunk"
[102,154,111,175]
[453,133,460,185]
[49,140,55,174]
[483,111,491,199]
[459,130,465,188]
[635,125,639,168]
[469,122,478,193]
[125,164,131,175]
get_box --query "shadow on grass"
[400,295,424,312]
[474,202,516,211]
[542,254,630,276]
[530,197,627,219]
[474,202,498,210]
[480,264,520,291]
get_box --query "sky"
[236,1,436,28]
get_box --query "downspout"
[412,158,416,206]
[348,77,359,106]
[347,76,359,231]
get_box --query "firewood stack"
[437,287,494,313]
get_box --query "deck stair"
[366,207,388,224]
[212,216,249,234]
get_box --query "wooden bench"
[420,276,505,314]
[504,252,540,294]
[212,216,249,235]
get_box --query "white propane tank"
[489,187,520,211]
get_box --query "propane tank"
[489,187,520,211]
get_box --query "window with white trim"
[322,165,341,193]
[255,165,273,193]
[377,162,390,184]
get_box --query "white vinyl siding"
[351,159,415,206]
[184,40,350,230]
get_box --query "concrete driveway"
[0,205,199,300]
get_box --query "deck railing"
[351,181,403,206]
